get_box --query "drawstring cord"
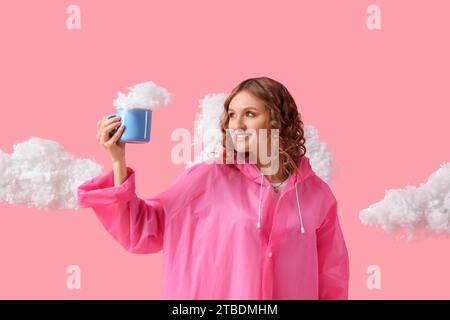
[257,172,263,229]
[257,171,305,234]
[295,183,305,234]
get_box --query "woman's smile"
[234,131,253,141]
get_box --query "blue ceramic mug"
[107,108,152,143]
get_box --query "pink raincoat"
[77,155,349,299]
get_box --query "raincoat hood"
[234,155,314,233]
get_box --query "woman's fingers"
[103,124,124,148]
[96,120,102,140]
[99,116,121,131]
[100,122,121,144]
[97,117,119,140]
[105,116,121,125]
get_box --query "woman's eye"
[228,112,255,118]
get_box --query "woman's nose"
[238,115,248,128]
[230,116,246,130]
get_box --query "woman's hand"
[97,116,126,162]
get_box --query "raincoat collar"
[233,155,315,186]
[233,155,315,234]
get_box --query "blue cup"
[107,108,152,143]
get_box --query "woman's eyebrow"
[228,107,258,112]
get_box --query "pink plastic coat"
[77,155,349,299]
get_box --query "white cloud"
[359,162,450,239]
[0,137,103,210]
[113,81,172,111]
[303,124,335,184]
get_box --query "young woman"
[77,76,349,299]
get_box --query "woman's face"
[227,90,270,155]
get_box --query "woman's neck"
[244,151,289,183]
[256,162,289,183]
[266,172,289,184]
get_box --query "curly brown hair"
[219,76,306,180]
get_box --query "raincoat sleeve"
[77,166,167,254]
[316,197,350,299]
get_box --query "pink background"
[0,0,449,299]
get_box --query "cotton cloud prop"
[359,162,450,239]
[186,93,335,184]
[113,81,171,111]
[0,137,103,210]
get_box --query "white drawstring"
[257,171,305,233]
[295,183,305,234]
[257,172,263,229]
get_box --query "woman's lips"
[234,132,252,140]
